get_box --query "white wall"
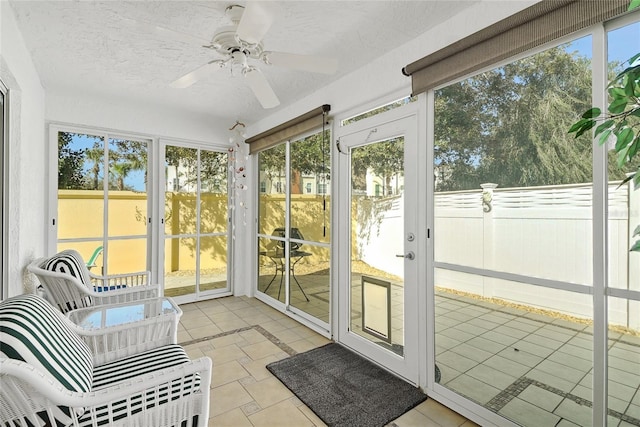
[1,1,47,296]
[46,90,229,144]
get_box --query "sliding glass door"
[162,143,230,302]
[256,128,331,328]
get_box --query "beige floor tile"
[239,328,268,344]
[184,346,206,360]
[220,300,252,311]
[242,313,276,325]
[211,333,247,349]
[208,407,253,427]
[307,334,332,346]
[392,408,442,427]
[212,360,251,387]
[216,318,250,332]
[209,334,247,348]
[206,343,248,365]
[271,328,303,344]
[242,339,285,360]
[180,308,206,321]
[208,310,243,323]
[179,302,202,312]
[260,319,291,334]
[248,399,315,427]
[296,404,327,427]
[415,399,468,427]
[181,314,216,329]
[288,338,318,354]
[187,324,223,340]
[241,354,280,381]
[244,376,294,408]
[177,329,192,344]
[210,381,254,417]
[277,317,302,329]
[290,325,319,339]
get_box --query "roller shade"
[403,0,630,95]
[246,105,331,154]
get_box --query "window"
[433,35,600,426]
[55,130,150,276]
[260,181,266,193]
[341,96,417,126]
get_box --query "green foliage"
[259,131,330,194]
[569,48,640,252]
[435,44,596,191]
[165,145,227,193]
[57,132,85,189]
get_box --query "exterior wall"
[1,2,47,296]
[56,190,229,274]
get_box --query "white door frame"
[335,105,423,385]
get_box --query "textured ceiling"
[9,1,474,124]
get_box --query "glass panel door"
[339,114,418,382]
[256,130,331,328]
[163,144,229,301]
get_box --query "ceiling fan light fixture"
[170,1,335,110]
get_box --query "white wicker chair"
[0,294,212,427]
[27,249,159,314]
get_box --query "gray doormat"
[266,343,427,427]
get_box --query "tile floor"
[177,295,477,427]
[435,291,640,427]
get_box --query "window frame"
[0,80,7,300]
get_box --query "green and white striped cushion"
[0,294,94,425]
[41,249,93,311]
[78,345,200,426]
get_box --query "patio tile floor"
[436,290,640,427]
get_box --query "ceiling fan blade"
[120,16,208,46]
[244,68,280,109]
[235,2,279,45]
[267,52,338,75]
[170,60,224,88]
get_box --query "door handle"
[395,251,415,260]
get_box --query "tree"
[569,1,640,252]
[434,43,597,191]
[109,139,147,191]
[259,131,331,194]
[57,132,85,189]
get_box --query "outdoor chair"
[27,249,158,315]
[0,293,212,427]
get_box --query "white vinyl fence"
[357,182,640,330]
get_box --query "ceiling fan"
[170,3,338,109]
